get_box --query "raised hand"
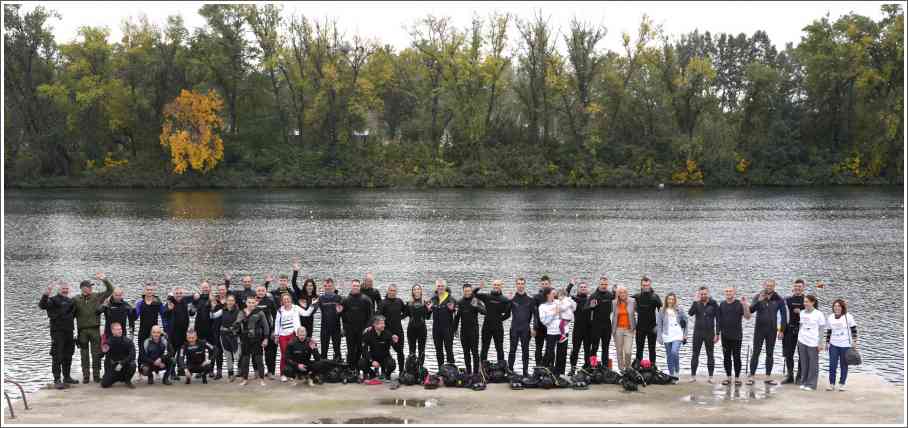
[292,259,301,272]
[571,277,578,285]
[265,274,274,283]
[224,272,232,281]
[45,284,54,296]
[95,272,106,281]
[478,280,485,289]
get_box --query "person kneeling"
[101,322,136,389]
[283,327,321,386]
[139,325,173,385]
[181,329,218,384]
[359,316,398,382]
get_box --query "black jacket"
[192,294,214,338]
[139,336,173,365]
[236,308,270,341]
[291,271,317,306]
[316,292,343,332]
[285,336,320,367]
[633,291,662,331]
[474,290,511,330]
[785,295,805,329]
[98,298,135,335]
[39,294,76,332]
[453,297,486,336]
[104,334,136,365]
[508,292,536,335]
[341,293,374,332]
[750,291,787,331]
[687,298,720,336]
[165,295,193,329]
[379,297,407,333]
[405,301,431,330]
[362,328,394,360]
[362,287,382,311]
[182,340,217,369]
[585,288,616,328]
[135,295,164,336]
[231,286,258,310]
[430,291,457,338]
[566,283,592,332]
[255,295,278,334]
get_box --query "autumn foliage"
[159,89,225,174]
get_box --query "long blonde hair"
[662,292,678,313]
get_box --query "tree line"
[4,4,903,187]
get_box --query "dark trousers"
[570,327,591,372]
[390,328,406,375]
[359,354,396,378]
[139,356,173,382]
[480,325,505,362]
[345,327,365,366]
[50,329,75,382]
[721,337,743,378]
[750,328,777,376]
[635,328,658,364]
[264,337,277,375]
[460,330,480,374]
[588,325,612,366]
[508,330,531,376]
[691,332,716,376]
[208,330,222,376]
[407,325,427,367]
[320,327,342,360]
[239,338,264,379]
[542,335,568,376]
[534,324,547,367]
[433,331,455,369]
[782,327,801,381]
[282,362,314,379]
[100,360,136,388]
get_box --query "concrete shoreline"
[3,373,904,424]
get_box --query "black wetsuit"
[341,292,374,366]
[749,291,787,377]
[585,287,616,367]
[532,287,553,367]
[405,300,431,367]
[360,328,396,378]
[454,296,486,374]
[783,294,805,382]
[192,294,215,345]
[139,336,173,383]
[717,300,745,378]
[688,298,719,377]
[39,293,77,383]
[507,292,536,376]
[567,284,592,372]
[231,286,257,310]
[100,334,136,387]
[135,295,164,353]
[475,290,510,362]
[283,336,321,379]
[379,296,407,373]
[254,295,278,375]
[97,298,135,338]
[164,295,193,378]
[430,291,457,370]
[290,271,317,337]
[315,291,343,360]
[182,340,218,383]
[362,287,382,311]
[214,304,241,377]
[633,290,662,364]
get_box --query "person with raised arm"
[40,281,78,389]
[474,280,511,363]
[291,259,318,337]
[73,272,114,384]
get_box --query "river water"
[3,187,904,392]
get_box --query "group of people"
[39,263,859,394]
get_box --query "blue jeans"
[664,341,682,376]
[828,345,849,385]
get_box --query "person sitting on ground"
[181,329,218,384]
[283,327,321,386]
[360,315,398,382]
[100,322,136,389]
[138,325,173,385]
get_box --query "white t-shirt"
[797,309,826,347]
[662,309,684,343]
[826,313,856,348]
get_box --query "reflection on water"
[168,191,225,219]
[682,384,777,405]
[3,187,904,393]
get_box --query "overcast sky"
[13,1,895,53]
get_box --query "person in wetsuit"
[406,284,431,367]
[717,287,750,386]
[688,286,719,383]
[315,278,344,360]
[566,280,592,375]
[585,276,616,369]
[254,284,279,378]
[508,277,536,376]
[360,315,398,380]
[138,325,173,385]
[379,284,407,375]
[453,283,486,374]
[236,295,269,386]
[633,276,662,365]
[747,279,787,385]
[340,279,374,366]
[283,327,321,385]
[191,281,217,368]
[474,280,511,363]
[361,273,383,311]
[782,279,806,384]
[100,322,136,389]
[39,281,78,389]
[165,286,194,380]
[212,293,241,381]
[134,282,166,363]
[180,329,218,384]
[97,287,134,339]
[430,279,457,370]
[532,276,554,367]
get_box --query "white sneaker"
[707,377,714,384]
[825,385,835,391]
[240,379,248,386]
[838,384,847,392]
[280,375,288,382]
[799,385,807,390]
[688,377,697,383]
[260,379,267,387]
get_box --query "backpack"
[468,371,487,391]
[440,363,465,387]
[620,366,646,391]
[400,354,428,386]
[485,360,512,383]
[404,354,420,375]
[571,367,593,386]
[423,373,442,390]
[525,367,558,389]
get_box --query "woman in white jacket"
[273,293,316,382]
[539,288,576,376]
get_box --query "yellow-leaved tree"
[159,89,225,174]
